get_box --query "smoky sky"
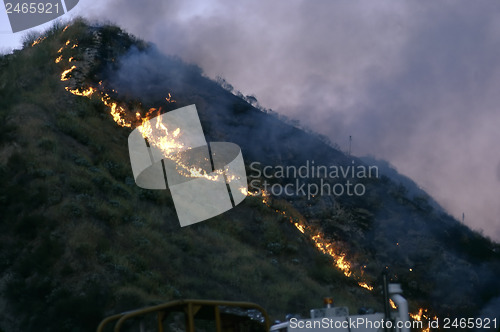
[79,0,500,241]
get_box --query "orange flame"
[65,87,96,97]
[410,308,426,321]
[253,191,372,288]
[165,93,176,103]
[312,234,352,277]
[136,111,184,153]
[358,282,374,291]
[56,39,226,183]
[409,308,434,332]
[60,66,76,81]
[294,222,306,234]
[31,36,46,47]
[101,95,132,128]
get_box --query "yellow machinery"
[97,299,271,332]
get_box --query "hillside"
[1,19,499,332]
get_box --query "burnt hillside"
[0,18,499,332]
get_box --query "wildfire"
[57,48,229,183]
[57,40,72,54]
[240,188,262,196]
[312,234,352,277]
[65,87,96,97]
[31,36,46,47]
[136,111,184,153]
[409,308,435,332]
[101,95,132,128]
[55,38,373,294]
[358,282,374,291]
[294,222,306,234]
[60,66,76,81]
[252,190,373,290]
[135,108,243,182]
[389,299,397,309]
[165,93,175,103]
[55,41,437,332]
[410,308,426,321]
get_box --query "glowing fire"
[57,40,71,55]
[31,36,46,47]
[56,41,229,182]
[389,299,397,309]
[410,308,434,332]
[100,95,130,128]
[65,87,96,97]
[358,282,373,291]
[294,222,306,234]
[60,66,76,81]
[253,192,373,291]
[312,234,352,277]
[250,190,374,290]
[165,93,175,103]
[56,37,372,294]
[136,111,184,153]
[410,308,427,321]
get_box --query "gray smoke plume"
[70,0,500,244]
[74,0,500,241]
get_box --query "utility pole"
[348,135,352,156]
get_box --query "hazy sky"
[2,0,500,241]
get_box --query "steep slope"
[0,19,499,332]
[0,20,379,332]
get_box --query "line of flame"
[56,36,435,328]
[254,192,376,288]
[60,66,76,81]
[31,36,47,47]
[57,40,377,295]
[358,282,374,291]
[57,46,229,182]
